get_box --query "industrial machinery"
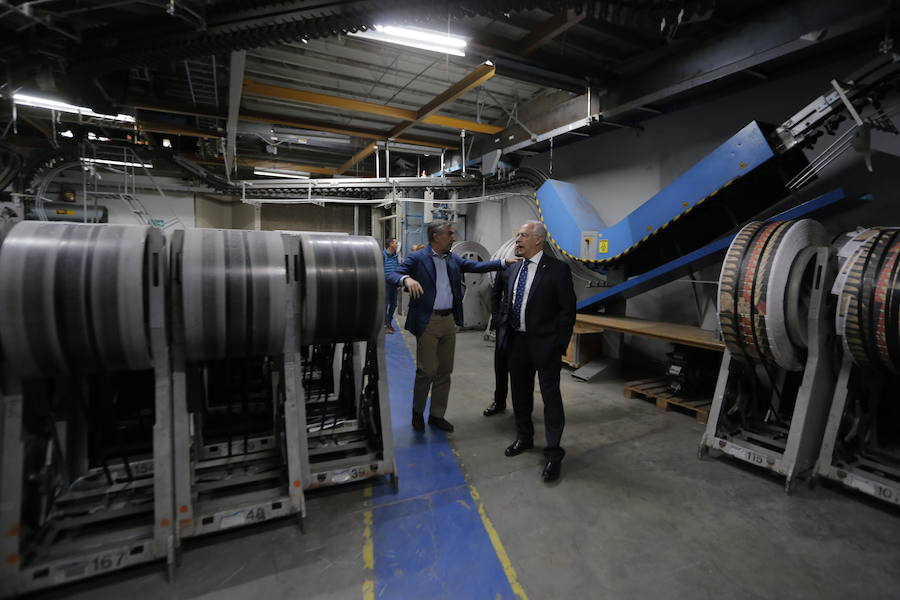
[291,233,396,490]
[0,222,175,593]
[816,228,900,506]
[545,51,900,312]
[700,219,838,492]
[451,240,493,330]
[168,228,307,544]
[0,223,396,596]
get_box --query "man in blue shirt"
[388,221,519,433]
[383,238,400,334]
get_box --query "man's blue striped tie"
[510,259,530,330]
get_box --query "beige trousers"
[412,313,456,417]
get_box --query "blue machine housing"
[576,188,866,310]
[537,121,777,263]
[534,180,606,254]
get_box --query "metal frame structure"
[0,230,176,597]
[700,246,838,493]
[289,234,397,491]
[167,230,308,547]
[815,358,900,506]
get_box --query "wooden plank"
[576,314,724,352]
[623,376,711,424]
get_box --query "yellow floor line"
[468,483,529,600]
[452,448,529,600]
[362,486,374,600]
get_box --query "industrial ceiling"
[0,0,894,186]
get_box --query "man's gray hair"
[526,220,547,242]
[427,220,454,242]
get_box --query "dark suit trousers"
[507,330,566,461]
[493,341,508,405]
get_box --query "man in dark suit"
[388,221,517,433]
[495,221,576,482]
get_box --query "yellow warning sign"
[55,209,75,215]
[598,239,609,253]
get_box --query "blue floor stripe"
[369,322,517,599]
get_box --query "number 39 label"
[332,467,366,484]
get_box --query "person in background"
[483,273,509,416]
[388,221,520,434]
[383,238,400,334]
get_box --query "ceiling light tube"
[377,26,466,48]
[82,157,152,169]
[350,25,467,56]
[13,93,135,123]
[253,168,309,179]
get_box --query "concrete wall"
[467,50,900,372]
[105,189,195,228]
[260,203,356,232]
[194,194,234,228]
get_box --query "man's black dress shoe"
[483,402,506,417]
[542,459,562,482]
[428,416,454,432]
[412,411,425,432]
[504,439,534,457]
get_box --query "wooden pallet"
[624,377,711,424]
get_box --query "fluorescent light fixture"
[350,25,467,56]
[82,157,153,169]
[13,93,135,123]
[59,130,74,138]
[253,168,309,179]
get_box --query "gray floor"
[42,329,900,599]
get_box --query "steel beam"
[415,63,495,122]
[130,101,458,149]
[517,10,586,56]
[387,63,496,140]
[193,156,338,175]
[226,51,247,177]
[602,0,884,120]
[242,79,502,135]
[476,0,883,157]
[137,121,221,140]
[337,141,378,175]
[240,112,457,150]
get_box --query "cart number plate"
[91,552,125,574]
[332,467,367,484]
[221,507,267,529]
[744,449,766,465]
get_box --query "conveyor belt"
[0,221,161,378]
